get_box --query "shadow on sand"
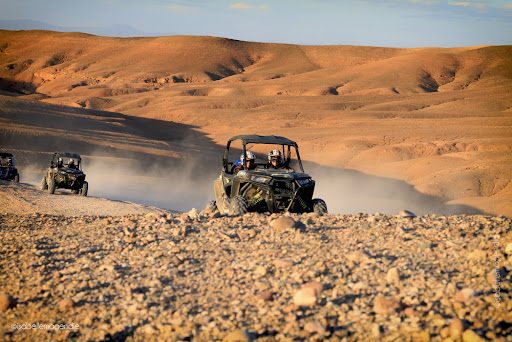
[0,95,486,215]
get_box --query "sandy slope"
[0,30,511,216]
[0,180,169,216]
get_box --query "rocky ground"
[0,206,511,341]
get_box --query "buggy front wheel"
[80,181,88,197]
[14,174,19,182]
[229,195,248,216]
[41,176,48,190]
[312,198,328,216]
[48,178,56,194]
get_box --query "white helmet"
[240,151,256,163]
[268,149,282,163]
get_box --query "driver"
[266,149,283,169]
[232,151,256,174]
[57,157,64,168]
[67,159,76,169]
[266,149,294,171]
[265,150,295,172]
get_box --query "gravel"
[0,208,511,341]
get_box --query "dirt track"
[0,180,169,217]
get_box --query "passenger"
[57,157,64,168]
[232,151,256,174]
[6,158,13,166]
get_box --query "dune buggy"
[0,153,19,182]
[210,135,327,215]
[41,152,88,196]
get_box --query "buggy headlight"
[297,178,311,186]
[252,176,270,184]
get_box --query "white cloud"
[505,4,512,9]
[231,3,253,9]
[167,4,197,12]
[410,0,438,5]
[448,2,471,6]
[230,3,268,10]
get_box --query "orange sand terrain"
[1,30,511,216]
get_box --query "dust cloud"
[21,153,220,213]
[18,152,483,216]
[307,163,484,216]
[84,156,220,212]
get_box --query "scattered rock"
[462,329,484,342]
[399,210,416,218]
[0,293,16,311]
[223,329,254,342]
[270,216,297,230]
[255,266,267,276]
[468,249,487,260]
[293,287,317,306]
[58,298,75,311]
[505,243,512,254]
[386,267,400,285]
[187,208,199,220]
[273,259,294,268]
[254,291,273,302]
[304,320,326,335]
[455,288,476,302]
[373,295,401,315]
[302,281,324,295]
[450,318,465,339]
[123,219,137,229]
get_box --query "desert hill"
[0,30,511,216]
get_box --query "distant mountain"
[0,19,168,37]
[0,19,62,32]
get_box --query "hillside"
[1,30,511,216]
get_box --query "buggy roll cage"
[51,152,82,170]
[222,135,305,173]
[0,153,14,166]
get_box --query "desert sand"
[0,30,511,216]
[0,30,511,341]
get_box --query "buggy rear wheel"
[41,176,48,190]
[229,195,248,216]
[80,181,88,197]
[48,178,56,194]
[313,198,327,216]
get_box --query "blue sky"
[1,0,511,47]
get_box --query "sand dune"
[1,30,511,215]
